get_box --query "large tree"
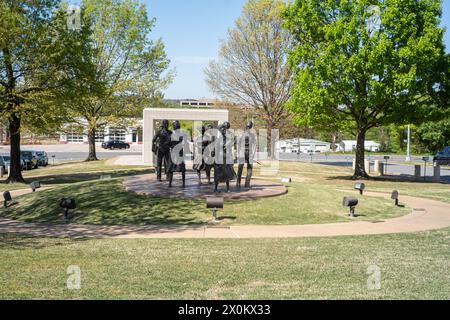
[0,0,76,183]
[65,0,172,161]
[284,0,447,178]
[205,0,293,157]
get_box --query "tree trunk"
[353,129,369,179]
[331,133,337,152]
[7,114,25,183]
[86,125,98,161]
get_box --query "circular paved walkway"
[1,189,450,239]
[123,173,287,200]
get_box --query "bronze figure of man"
[193,125,213,184]
[236,121,256,189]
[214,122,236,193]
[168,120,187,188]
[152,120,172,182]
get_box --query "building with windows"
[59,120,143,145]
[167,99,216,107]
[336,140,381,152]
[276,138,331,153]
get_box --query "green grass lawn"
[1,159,448,225]
[0,160,151,192]
[0,178,409,225]
[0,160,449,300]
[266,162,450,204]
[1,229,449,299]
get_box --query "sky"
[147,0,450,100]
[147,0,247,99]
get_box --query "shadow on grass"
[0,233,87,250]
[2,180,208,226]
[34,169,153,185]
[0,169,152,187]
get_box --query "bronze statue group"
[152,120,256,193]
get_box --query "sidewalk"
[1,190,449,239]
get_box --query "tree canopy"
[205,0,293,156]
[0,0,82,182]
[63,0,173,161]
[283,0,447,178]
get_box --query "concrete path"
[0,190,449,239]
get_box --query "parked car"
[0,155,27,172]
[101,140,130,150]
[35,151,49,167]
[433,146,450,166]
[0,155,5,174]
[20,151,39,169]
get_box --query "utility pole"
[406,124,411,162]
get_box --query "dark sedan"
[101,140,130,150]
[35,151,49,166]
[1,155,27,172]
[21,151,39,169]
[433,146,450,166]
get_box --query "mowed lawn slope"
[1,178,409,225]
[0,229,449,299]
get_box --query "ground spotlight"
[3,191,12,208]
[30,181,41,192]
[354,183,366,195]
[343,196,359,217]
[59,198,76,221]
[206,196,224,222]
[391,190,399,206]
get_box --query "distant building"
[178,99,216,107]
[59,119,143,145]
[337,140,381,152]
[276,138,331,153]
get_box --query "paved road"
[0,144,142,163]
[278,152,450,182]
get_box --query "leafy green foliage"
[0,0,87,181]
[283,0,447,177]
[63,0,173,160]
[415,119,450,152]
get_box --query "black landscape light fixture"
[206,196,224,222]
[3,191,12,208]
[354,182,366,195]
[391,190,399,206]
[30,181,41,192]
[343,196,359,217]
[60,198,76,221]
[422,156,430,181]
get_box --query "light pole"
[406,124,411,162]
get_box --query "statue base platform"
[123,172,287,200]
